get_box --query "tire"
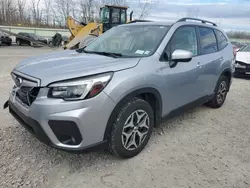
[79,35,97,48]
[109,97,154,158]
[7,42,12,46]
[206,75,229,108]
[16,40,21,46]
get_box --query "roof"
[124,18,220,30]
[125,21,173,26]
[104,5,129,9]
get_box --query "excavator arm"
[65,16,102,49]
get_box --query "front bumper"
[7,88,116,151]
[9,101,50,145]
[234,61,250,76]
[234,68,250,76]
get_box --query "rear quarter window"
[198,27,218,55]
[215,30,228,50]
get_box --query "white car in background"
[235,44,250,76]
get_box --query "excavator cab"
[100,5,129,33]
[65,5,133,49]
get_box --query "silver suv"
[5,18,234,158]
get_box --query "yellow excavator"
[65,5,137,50]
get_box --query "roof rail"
[177,17,217,26]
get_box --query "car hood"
[14,50,140,86]
[236,52,250,64]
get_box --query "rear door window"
[198,27,218,55]
[215,30,228,50]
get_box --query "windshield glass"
[100,7,110,23]
[241,44,250,52]
[84,25,170,57]
[0,31,7,36]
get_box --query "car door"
[196,27,221,96]
[159,26,203,113]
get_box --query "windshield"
[0,31,7,36]
[240,44,250,52]
[84,25,170,57]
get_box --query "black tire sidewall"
[214,75,229,107]
[110,98,154,158]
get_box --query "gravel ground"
[0,46,250,188]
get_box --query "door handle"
[220,57,224,61]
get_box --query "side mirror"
[171,49,193,62]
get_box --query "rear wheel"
[206,75,229,108]
[109,97,154,158]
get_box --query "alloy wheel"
[217,81,227,104]
[121,110,150,151]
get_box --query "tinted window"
[215,30,228,50]
[199,27,218,54]
[171,26,198,56]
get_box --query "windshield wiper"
[90,51,122,58]
[76,46,88,53]
[76,47,123,58]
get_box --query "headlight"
[48,72,113,100]
[235,63,246,69]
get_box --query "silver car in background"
[5,18,234,158]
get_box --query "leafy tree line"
[227,31,250,40]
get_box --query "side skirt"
[160,94,214,123]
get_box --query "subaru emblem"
[15,77,23,87]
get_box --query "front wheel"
[206,75,229,108]
[109,97,154,158]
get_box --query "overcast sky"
[128,0,250,31]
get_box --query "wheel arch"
[219,68,232,91]
[103,87,162,141]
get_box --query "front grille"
[11,73,40,107]
[15,86,40,106]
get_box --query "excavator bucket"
[65,21,100,49]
